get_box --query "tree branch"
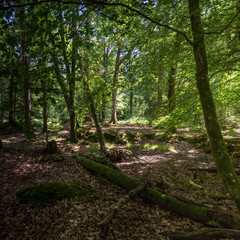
[1,0,194,45]
[205,10,240,35]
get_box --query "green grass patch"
[127,142,174,151]
[106,142,115,148]
[86,145,99,153]
[16,181,96,205]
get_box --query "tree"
[110,37,132,124]
[187,0,240,211]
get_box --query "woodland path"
[0,124,239,240]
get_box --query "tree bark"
[110,39,132,124]
[82,16,108,156]
[129,79,133,117]
[110,40,121,124]
[9,73,15,125]
[20,7,32,132]
[41,76,48,133]
[77,156,240,229]
[157,61,164,109]
[188,0,240,211]
[69,10,78,143]
[48,10,77,143]
[168,67,176,113]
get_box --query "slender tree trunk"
[157,62,164,109]
[102,92,106,122]
[168,66,176,113]
[41,77,48,133]
[69,11,78,143]
[20,7,31,132]
[48,14,77,142]
[188,0,240,211]
[130,79,133,117]
[83,16,107,155]
[110,41,121,124]
[9,73,15,125]
[86,83,108,155]
[22,54,32,132]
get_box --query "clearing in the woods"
[1,123,240,240]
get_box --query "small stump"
[42,140,64,162]
[44,140,58,154]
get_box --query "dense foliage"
[0,0,238,131]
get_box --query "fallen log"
[188,167,240,175]
[77,157,240,229]
[163,228,240,240]
[99,169,148,239]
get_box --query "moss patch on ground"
[41,154,65,162]
[16,181,96,205]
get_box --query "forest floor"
[1,123,240,240]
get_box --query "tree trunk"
[48,12,77,143]
[157,62,164,109]
[20,7,32,132]
[85,81,108,156]
[9,73,15,125]
[110,41,121,124]
[102,92,106,122]
[129,79,133,117]
[77,156,240,229]
[69,11,78,143]
[23,53,32,132]
[82,16,107,156]
[168,67,176,113]
[41,77,48,133]
[188,0,240,211]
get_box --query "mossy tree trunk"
[69,10,78,143]
[48,7,78,143]
[82,16,108,156]
[188,0,240,211]
[8,73,15,126]
[39,59,48,134]
[19,6,32,132]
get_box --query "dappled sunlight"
[188,149,198,153]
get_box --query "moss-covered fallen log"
[77,157,240,229]
[163,228,240,240]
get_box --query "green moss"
[86,145,99,153]
[125,131,141,142]
[103,130,127,144]
[127,143,174,151]
[41,154,65,162]
[16,181,95,205]
[78,156,120,171]
[204,144,212,153]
